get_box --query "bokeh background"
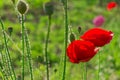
[0,0,120,80]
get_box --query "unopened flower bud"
[60,0,65,4]
[11,0,15,4]
[8,27,13,36]
[78,26,81,34]
[44,2,54,16]
[17,75,21,80]
[17,0,29,14]
[70,33,76,42]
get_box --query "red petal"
[107,2,117,11]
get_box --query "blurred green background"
[0,0,120,80]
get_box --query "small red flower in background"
[93,15,105,27]
[107,2,117,11]
[81,28,113,47]
[67,40,99,63]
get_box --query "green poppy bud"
[44,2,54,16]
[70,33,76,42]
[60,0,65,4]
[78,26,81,34]
[17,0,29,14]
[11,0,15,4]
[8,27,13,36]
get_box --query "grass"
[0,0,120,80]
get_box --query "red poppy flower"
[107,2,117,11]
[81,28,113,47]
[67,40,99,63]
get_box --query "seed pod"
[17,0,29,14]
[70,33,76,42]
[78,26,81,34]
[60,0,65,5]
[44,2,54,16]
[8,27,13,36]
[11,0,15,4]
[17,75,21,80]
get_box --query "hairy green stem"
[21,14,25,80]
[62,0,68,80]
[0,18,16,80]
[84,63,87,80]
[83,63,87,80]
[25,29,33,80]
[0,51,9,80]
[98,53,100,80]
[44,15,51,80]
[81,64,84,80]
[4,31,22,54]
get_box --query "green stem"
[83,63,87,80]
[62,0,68,80]
[21,14,25,80]
[25,29,33,80]
[0,18,16,80]
[0,51,9,80]
[45,15,51,80]
[0,45,10,80]
[81,63,83,80]
[98,53,100,80]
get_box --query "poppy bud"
[17,75,21,80]
[11,0,15,4]
[8,27,13,36]
[78,26,81,34]
[17,0,29,14]
[60,0,65,4]
[69,33,76,42]
[44,2,54,16]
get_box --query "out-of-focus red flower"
[81,28,113,47]
[67,40,99,63]
[93,15,105,27]
[107,2,117,11]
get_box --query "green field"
[0,0,120,80]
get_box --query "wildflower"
[93,15,105,27]
[107,2,117,11]
[67,40,99,63]
[81,28,113,47]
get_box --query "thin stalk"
[21,14,25,80]
[0,43,10,79]
[4,31,22,54]
[0,18,16,80]
[0,51,9,80]
[62,0,68,80]
[0,64,5,80]
[44,15,51,80]
[84,63,87,80]
[24,29,33,80]
[81,64,84,80]
[98,53,100,80]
